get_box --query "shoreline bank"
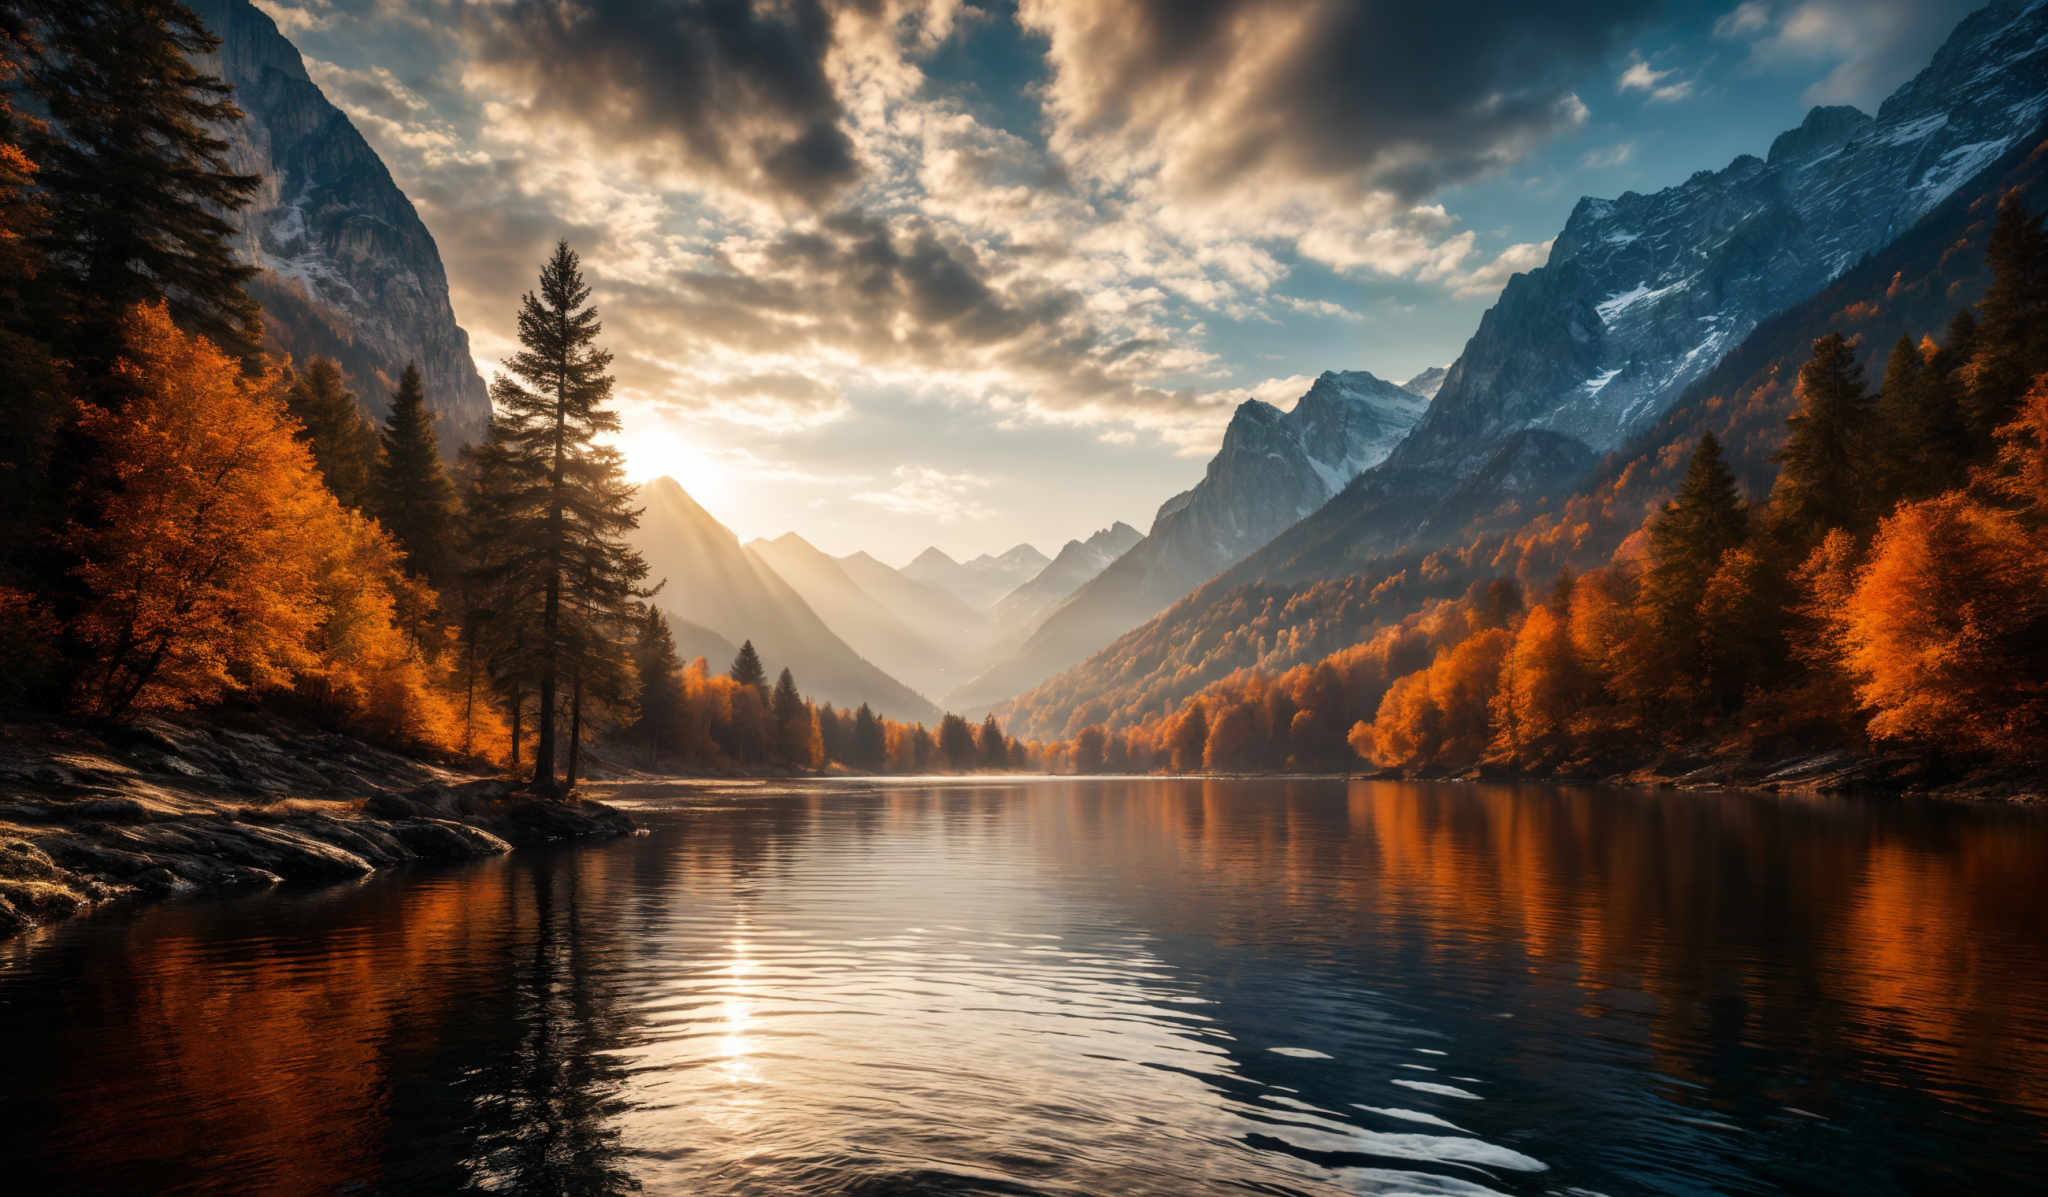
[0,718,634,940]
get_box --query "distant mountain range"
[632,478,938,722]
[191,0,491,444]
[995,0,2048,739]
[903,545,1050,610]
[1400,366,1449,402]
[748,533,973,700]
[991,522,1142,633]
[947,369,1429,713]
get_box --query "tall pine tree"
[488,242,646,791]
[372,363,458,586]
[851,702,884,771]
[1771,333,1873,545]
[1641,433,1750,703]
[628,606,686,769]
[771,667,808,766]
[25,0,260,365]
[729,640,767,697]
[285,358,376,510]
[1966,192,2048,443]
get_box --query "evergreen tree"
[285,358,376,510]
[1771,334,1873,544]
[458,414,542,764]
[937,713,977,770]
[1874,334,1971,504]
[851,702,885,771]
[0,16,59,589]
[1966,192,2048,443]
[25,0,261,364]
[816,703,846,765]
[1642,434,1750,703]
[978,714,1007,768]
[488,241,646,790]
[770,667,808,765]
[628,606,684,769]
[372,363,458,585]
[730,640,767,695]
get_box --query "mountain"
[1402,0,2048,474]
[630,479,938,722]
[836,552,993,649]
[997,0,2048,739]
[190,0,491,444]
[902,545,1050,610]
[948,370,1426,712]
[1400,366,1449,402]
[747,532,964,699]
[1234,0,2048,592]
[990,522,1142,633]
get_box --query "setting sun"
[613,412,733,513]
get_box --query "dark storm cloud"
[1024,0,1659,203]
[458,0,860,205]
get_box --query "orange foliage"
[1838,493,2048,757]
[64,304,492,757]
[67,303,331,718]
[1362,627,1511,771]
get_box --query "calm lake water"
[2,778,2045,1195]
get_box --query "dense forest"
[1046,191,2048,778]
[0,1,1031,787]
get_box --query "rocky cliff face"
[1403,0,2048,469]
[190,0,491,444]
[947,371,1425,711]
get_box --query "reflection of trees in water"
[474,855,639,1194]
[1017,779,2048,1193]
[368,849,649,1194]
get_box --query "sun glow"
[613,412,734,512]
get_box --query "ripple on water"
[2,777,2045,1197]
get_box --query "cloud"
[1717,0,1981,109]
[853,465,994,521]
[1617,53,1694,103]
[1276,296,1362,321]
[453,0,943,207]
[1019,0,1651,212]
[254,0,334,35]
[1581,141,1637,169]
[1713,1,1771,38]
[1449,239,1553,299]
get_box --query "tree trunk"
[509,688,522,769]
[565,666,584,789]
[533,339,570,792]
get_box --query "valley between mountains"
[8,0,2046,793]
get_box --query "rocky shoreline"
[0,718,635,939]
[1381,746,2047,803]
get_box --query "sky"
[257,0,1981,564]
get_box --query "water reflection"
[0,779,2043,1195]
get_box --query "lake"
[2,778,2044,1195]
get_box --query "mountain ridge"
[997,0,2048,738]
[190,0,492,444]
[947,369,1427,712]
[631,478,938,722]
